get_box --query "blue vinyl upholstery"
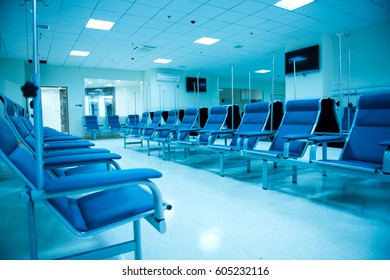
[268,99,320,157]
[197,105,229,145]
[231,102,271,149]
[315,93,390,172]
[107,115,123,130]
[0,115,168,259]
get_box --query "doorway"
[41,87,69,133]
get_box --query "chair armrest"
[379,140,390,147]
[172,128,199,133]
[41,168,162,195]
[308,135,345,143]
[43,140,95,150]
[198,129,235,135]
[282,134,316,158]
[307,135,346,161]
[43,152,122,170]
[282,133,314,140]
[235,131,274,138]
[43,148,110,158]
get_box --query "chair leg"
[219,153,224,177]
[292,165,298,183]
[246,157,251,172]
[262,159,269,190]
[26,198,38,260]
[133,220,142,260]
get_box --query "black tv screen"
[186,77,206,92]
[285,45,319,75]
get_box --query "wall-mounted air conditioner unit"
[156,73,180,83]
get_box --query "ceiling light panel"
[70,50,90,57]
[194,37,220,45]
[153,58,172,64]
[86,19,115,30]
[255,69,271,74]
[273,0,314,11]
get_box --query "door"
[41,87,69,133]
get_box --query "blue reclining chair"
[309,93,390,181]
[0,116,170,260]
[144,109,179,156]
[208,101,274,176]
[84,115,101,140]
[107,115,126,133]
[173,105,231,157]
[0,94,123,177]
[123,112,151,148]
[127,114,140,127]
[153,107,198,160]
[140,110,164,140]
[242,98,323,189]
[0,95,95,151]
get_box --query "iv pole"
[344,46,355,131]
[31,0,44,191]
[271,52,275,131]
[333,33,350,126]
[231,65,234,129]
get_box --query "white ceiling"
[1,0,389,81]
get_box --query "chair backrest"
[231,102,271,149]
[169,107,198,141]
[143,111,163,137]
[84,115,99,130]
[269,98,321,157]
[341,93,390,165]
[155,110,178,138]
[0,116,52,188]
[0,94,38,153]
[107,115,121,130]
[314,98,340,134]
[198,105,229,145]
[127,114,140,126]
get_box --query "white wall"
[0,58,26,106]
[331,20,390,93]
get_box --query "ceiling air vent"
[131,45,157,52]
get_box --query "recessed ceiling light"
[70,50,90,57]
[255,69,271,74]
[273,0,314,11]
[153,58,172,64]
[86,19,115,30]
[194,37,220,45]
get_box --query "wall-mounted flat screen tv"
[186,77,206,92]
[285,45,320,75]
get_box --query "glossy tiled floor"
[1,138,390,260]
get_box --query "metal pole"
[32,0,44,190]
[231,65,234,129]
[196,73,200,108]
[293,60,297,100]
[271,52,275,131]
[346,47,351,131]
[248,70,251,104]
[336,33,344,125]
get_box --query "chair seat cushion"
[74,186,154,230]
